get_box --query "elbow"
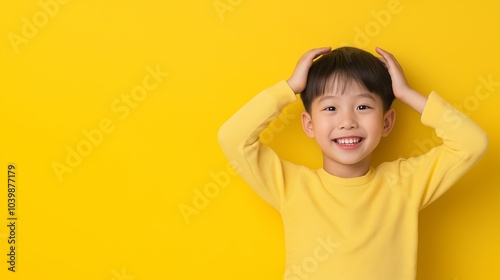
[217,123,226,147]
[217,121,241,157]
[478,129,489,157]
[468,129,489,163]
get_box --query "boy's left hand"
[375,47,412,100]
[376,47,427,114]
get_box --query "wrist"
[286,79,300,94]
[398,88,427,114]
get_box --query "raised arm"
[375,47,488,208]
[218,47,330,210]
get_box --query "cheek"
[313,118,334,134]
[362,116,385,135]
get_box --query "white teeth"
[336,138,362,145]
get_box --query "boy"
[218,46,488,279]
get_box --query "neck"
[322,156,371,178]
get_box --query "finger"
[375,47,393,63]
[377,57,389,68]
[306,47,331,61]
[375,47,392,57]
[312,46,332,54]
[376,47,400,70]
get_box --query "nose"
[337,111,358,130]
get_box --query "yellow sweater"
[218,81,488,279]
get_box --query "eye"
[324,106,336,111]
[357,105,371,110]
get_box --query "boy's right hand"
[287,47,331,94]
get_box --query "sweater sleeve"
[217,81,297,210]
[386,92,489,209]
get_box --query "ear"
[382,108,395,137]
[301,111,315,138]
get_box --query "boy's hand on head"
[376,47,427,114]
[375,47,412,100]
[287,47,331,94]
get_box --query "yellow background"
[1,0,499,279]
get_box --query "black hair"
[300,46,395,113]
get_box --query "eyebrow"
[318,93,376,101]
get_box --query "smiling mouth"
[333,137,364,145]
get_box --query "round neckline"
[317,167,375,187]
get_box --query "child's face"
[301,81,395,177]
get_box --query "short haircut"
[300,47,395,113]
